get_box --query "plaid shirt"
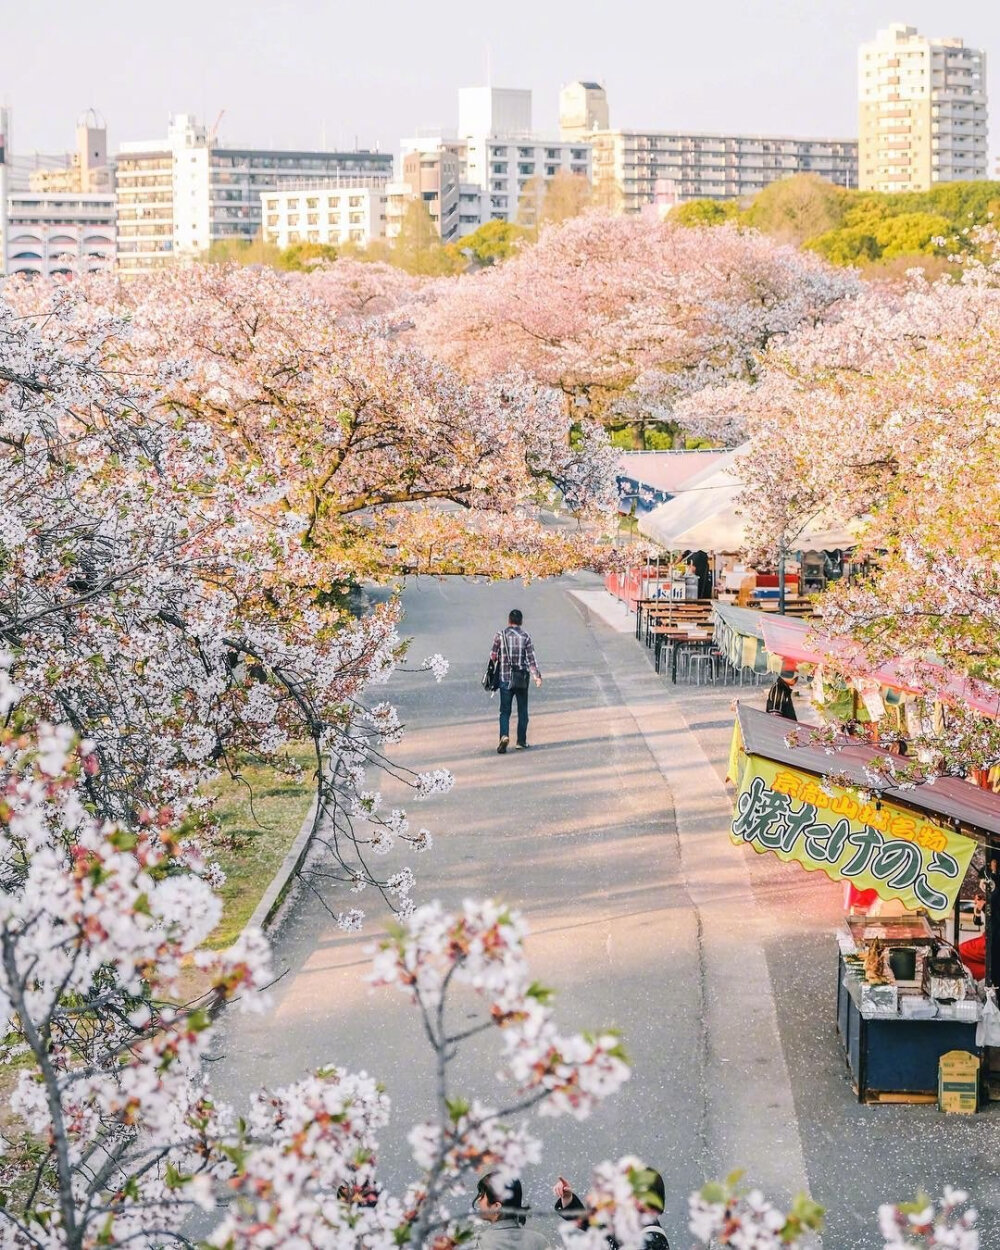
[490,626,540,685]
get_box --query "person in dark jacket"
[765,674,797,721]
[553,1173,670,1248]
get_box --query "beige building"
[28,110,111,193]
[858,24,988,192]
[558,81,609,140]
[559,82,857,210]
[402,143,462,242]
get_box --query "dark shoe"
[515,742,529,750]
[497,736,509,754]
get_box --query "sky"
[4,0,999,165]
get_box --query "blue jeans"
[499,682,529,745]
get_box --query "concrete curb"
[245,797,318,935]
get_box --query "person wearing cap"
[472,1173,553,1249]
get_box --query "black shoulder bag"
[481,639,501,693]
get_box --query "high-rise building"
[858,24,988,192]
[115,114,392,273]
[458,88,532,140]
[457,87,592,233]
[559,82,858,210]
[398,88,592,239]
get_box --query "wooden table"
[752,596,816,618]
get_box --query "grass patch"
[201,746,316,949]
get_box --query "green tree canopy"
[278,240,340,271]
[388,200,461,276]
[742,174,848,244]
[445,219,528,268]
[669,199,740,227]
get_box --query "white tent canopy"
[637,442,862,553]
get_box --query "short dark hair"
[508,609,523,626]
[644,1170,666,1213]
[476,1173,528,1223]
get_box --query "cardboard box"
[938,1050,980,1114]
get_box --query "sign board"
[729,735,976,918]
[939,1050,979,1114]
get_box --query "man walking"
[489,609,542,754]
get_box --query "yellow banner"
[730,752,976,917]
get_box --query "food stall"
[730,704,996,1103]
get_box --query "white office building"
[115,114,393,273]
[398,87,592,239]
[858,24,988,192]
[263,177,389,249]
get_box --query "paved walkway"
[214,576,1000,1249]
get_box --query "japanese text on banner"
[730,754,976,917]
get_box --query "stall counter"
[837,949,981,1103]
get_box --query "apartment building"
[262,177,389,249]
[559,82,857,209]
[116,114,392,273]
[0,109,115,277]
[459,88,590,229]
[5,191,115,277]
[858,24,988,192]
[401,142,462,242]
[397,88,592,240]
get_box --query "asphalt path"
[213,576,1000,1248]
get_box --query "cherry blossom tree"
[414,214,856,446]
[2,707,962,1250]
[39,265,622,581]
[684,232,1000,770]
[0,280,452,927]
[0,702,633,1249]
[289,258,430,325]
